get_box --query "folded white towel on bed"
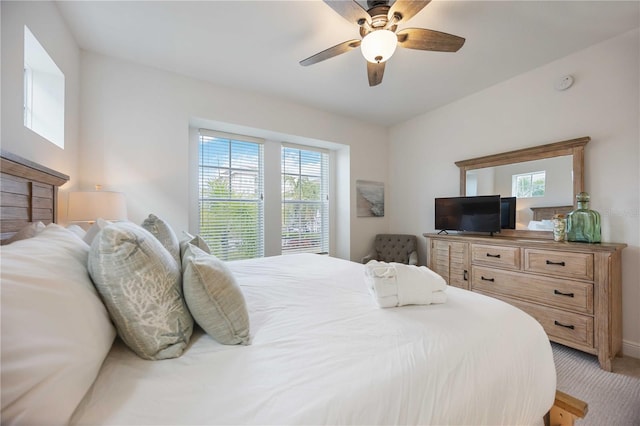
[364,261,448,308]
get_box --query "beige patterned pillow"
[182,243,250,345]
[88,221,193,360]
[141,214,180,266]
[180,234,211,259]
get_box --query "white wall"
[79,51,388,261]
[1,1,81,215]
[389,29,640,356]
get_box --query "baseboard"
[622,340,640,359]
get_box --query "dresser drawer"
[482,293,594,349]
[449,242,469,289]
[471,244,520,270]
[524,249,594,281]
[471,266,593,314]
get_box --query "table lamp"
[67,185,127,223]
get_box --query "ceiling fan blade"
[300,39,362,66]
[397,28,465,52]
[323,0,371,25]
[367,61,385,87]
[388,1,431,23]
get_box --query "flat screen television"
[500,197,517,229]
[435,195,501,234]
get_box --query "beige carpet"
[552,343,640,425]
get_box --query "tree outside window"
[199,135,263,261]
[512,171,546,198]
[281,147,329,254]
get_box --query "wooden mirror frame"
[455,136,590,238]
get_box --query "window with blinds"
[199,130,264,261]
[281,145,329,254]
[512,171,546,198]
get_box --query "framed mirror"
[455,137,589,238]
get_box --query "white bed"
[0,152,556,425]
[70,254,555,425]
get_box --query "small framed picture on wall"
[356,180,384,217]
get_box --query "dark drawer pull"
[554,289,575,298]
[481,276,495,282]
[486,253,501,258]
[554,321,575,330]
[463,270,468,281]
[546,260,566,266]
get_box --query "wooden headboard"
[530,205,574,221]
[0,150,69,243]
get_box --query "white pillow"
[0,224,116,425]
[65,223,87,240]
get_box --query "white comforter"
[71,254,556,425]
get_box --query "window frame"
[512,170,546,198]
[198,130,265,261]
[23,25,65,149]
[281,143,330,255]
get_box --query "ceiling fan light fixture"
[361,29,397,63]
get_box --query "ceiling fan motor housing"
[367,0,389,8]
[359,5,397,37]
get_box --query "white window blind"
[281,145,329,254]
[199,130,264,260]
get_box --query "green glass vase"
[566,192,601,243]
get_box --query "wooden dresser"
[424,233,626,371]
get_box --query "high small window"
[281,145,329,254]
[199,130,264,261]
[512,171,546,198]
[23,25,65,148]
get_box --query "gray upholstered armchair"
[361,234,418,265]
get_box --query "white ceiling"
[55,1,640,127]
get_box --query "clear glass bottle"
[552,214,566,242]
[566,192,601,243]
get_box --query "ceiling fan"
[300,0,465,86]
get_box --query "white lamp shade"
[67,191,127,222]
[361,29,398,63]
